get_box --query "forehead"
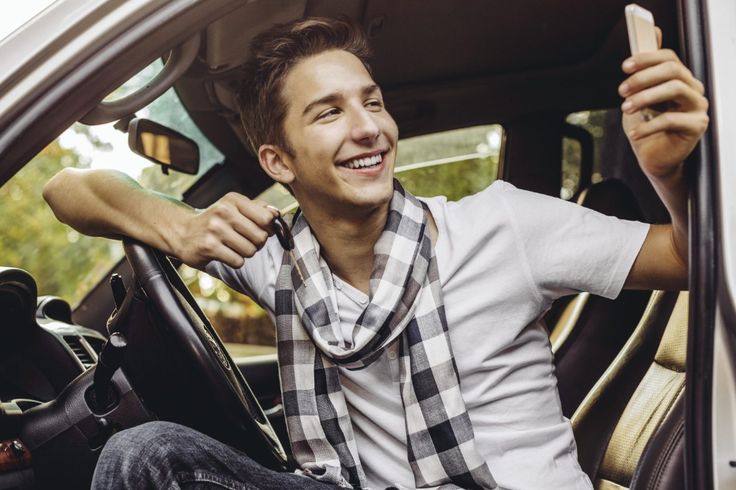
[281,50,375,113]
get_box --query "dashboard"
[0,267,106,429]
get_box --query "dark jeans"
[91,421,340,490]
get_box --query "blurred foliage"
[397,157,497,201]
[180,265,276,350]
[0,141,120,302]
[396,125,500,200]
[396,125,501,167]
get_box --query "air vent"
[63,335,95,369]
[83,336,105,355]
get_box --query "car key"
[272,214,305,282]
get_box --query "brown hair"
[237,17,373,155]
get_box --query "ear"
[258,144,295,185]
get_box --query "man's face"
[277,49,399,218]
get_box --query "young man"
[44,17,708,490]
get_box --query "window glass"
[0,60,223,306]
[561,138,582,200]
[564,108,669,222]
[199,124,504,357]
[561,110,609,200]
[395,125,503,199]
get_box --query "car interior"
[0,0,693,488]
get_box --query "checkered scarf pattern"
[275,181,497,489]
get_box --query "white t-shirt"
[207,181,650,490]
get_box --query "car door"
[682,0,736,489]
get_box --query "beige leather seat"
[572,291,688,490]
[548,179,651,416]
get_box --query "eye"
[316,108,341,121]
[365,99,383,110]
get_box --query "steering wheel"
[115,239,289,470]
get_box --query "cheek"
[381,113,399,141]
[303,125,345,155]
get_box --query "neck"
[301,202,389,294]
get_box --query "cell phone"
[625,4,658,55]
[625,4,661,120]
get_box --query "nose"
[349,106,380,143]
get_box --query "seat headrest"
[577,178,644,221]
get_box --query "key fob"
[273,215,294,251]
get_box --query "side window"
[562,108,668,221]
[195,124,505,358]
[0,60,223,308]
[395,125,503,199]
[561,110,608,200]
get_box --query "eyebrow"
[301,84,381,116]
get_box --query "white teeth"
[344,153,383,169]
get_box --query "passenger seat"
[572,291,687,489]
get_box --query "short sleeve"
[204,235,283,312]
[496,182,649,301]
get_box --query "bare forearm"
[44,168,281,270]
[43,168,192,257]
[647,164,689,264]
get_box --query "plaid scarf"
[275,181,497,489]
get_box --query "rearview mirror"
[127,119,199,175]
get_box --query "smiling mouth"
[340,152,385,170]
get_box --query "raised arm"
[620,31,708,290]
[43,168,278,270]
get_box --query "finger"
[620,59,703,96]
[628,111,709,140]
[217,248,246,269]
[622,79,708,114]
[655,26,662,49]
[200,237,247,269]
[231,197,279,229]
[228,214,272,244]
[622,48,680,74]
[218,225,259,258]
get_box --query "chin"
[354,181,394,206]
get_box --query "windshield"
[0,60,223,306]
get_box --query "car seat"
[572,291,687,489]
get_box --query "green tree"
[0,141,120,303]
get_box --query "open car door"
[684,0,736,489]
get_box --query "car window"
[562,108,669,224]
[187,124,504,357]
[561,110,607,200]
[0,60,223,307]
